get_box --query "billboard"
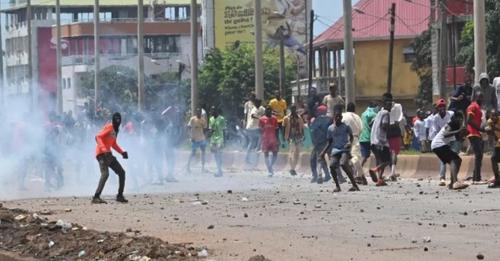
[214,0,308,54]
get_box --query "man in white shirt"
[413,110,427,153]
[323,84,345,117]
[429,99,455,186]
[245,99,265,166]
[343,102,366,185]
[388,101,404,180]
[494,76,500,111]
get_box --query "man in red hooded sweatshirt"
[92,112,129,204]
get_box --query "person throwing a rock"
[321,105,359,192]
[92,112,129,204]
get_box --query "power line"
[395,14,418,35]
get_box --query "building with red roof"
[309,0,472,111]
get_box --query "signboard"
[214,0,308,54]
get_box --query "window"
[403,47,416,63]
[67,78,72,89]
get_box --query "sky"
[313,0,360,37]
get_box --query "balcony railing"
[62,52,183,66]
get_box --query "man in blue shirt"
[321,105,360,192]
[309,105,332,184]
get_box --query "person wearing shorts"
[369,93,393,186]
[359,103,377,168]
[431,112,468,190]
[321,105,359,192]
[187,108,207,173]
[260,107,279,177]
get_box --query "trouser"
[439,140,462,179]
[310,143,330,179]
[245,129,260,165]
[491,147,500,181]
[350,137,364,178]
[165,146,176,178]
[44,151,63,190]
[94,153,125,198]
[469,136,484,181]
[330,152,357,188]
[289,140,302,171]
[211,143,223,175]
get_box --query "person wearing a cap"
[429,99,455,186]
[309,104,332,183]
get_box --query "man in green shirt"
[209,107,226,177]
[359,103,378,171]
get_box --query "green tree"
[80,65,188,114]
[411,29,433,108]
[457,0,500,76]
[198,45,297,122]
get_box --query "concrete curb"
[176,151,494,180]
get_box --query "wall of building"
[354,39,419,99]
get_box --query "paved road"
[3,171,500,261]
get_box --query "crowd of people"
[4,73,500,204]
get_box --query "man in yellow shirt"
[187,108,207,173]
[269,91,287,148]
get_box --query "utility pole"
[190,0,198,113]
[0,14,4,107]
[308,9,314,97]
[439,0,448,98]
[254,0,264,100]
[473,0,486,82]
[56,0,63,113]
[452,15,457,89]
[278,27,285,97]
[387,3,396,94]
[343,0,355,105]
[138,0,145,112]
[27,0,33,110]
[94,0,100,116]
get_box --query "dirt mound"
[0,206,204,260]
[248,255,272,261]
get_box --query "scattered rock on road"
[248,255,272,261]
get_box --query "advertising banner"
[214,0,307,54]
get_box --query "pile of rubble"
[0,205,205,260]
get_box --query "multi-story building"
[2,0,201,113]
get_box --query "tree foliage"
[457,0,500,76]
[199,45,297,122]
[411,29,433,108]
[80,65,188,115]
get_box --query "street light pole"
[56,0,63,113]
[278,27,285,97]
[343,0,355,105]
[473,0,486,82]
[254,0,264,100]
[387,3,396,94]
[94,0,100,117]
[27,0,33,110]
[138,0,145,112]
[190,0,198,113]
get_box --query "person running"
[321,105,360,192]
[486,110,500,188]
[359,102,378,168]
[209,107,226,177]
[388,100,404,181]
[431,112,468,190]
[283,104,304,176]
[161,105,183,183]
[467,92,486,184]
[269,91,287,147]
[187,108,207,173]
[309,105,332,184]
[323,84,345,118]
[342,102,367,185]
[260,107,279,177]
[92,112,129,204]
[369,93,392,186]
[245,99,265,167]
[429,99,455,186]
